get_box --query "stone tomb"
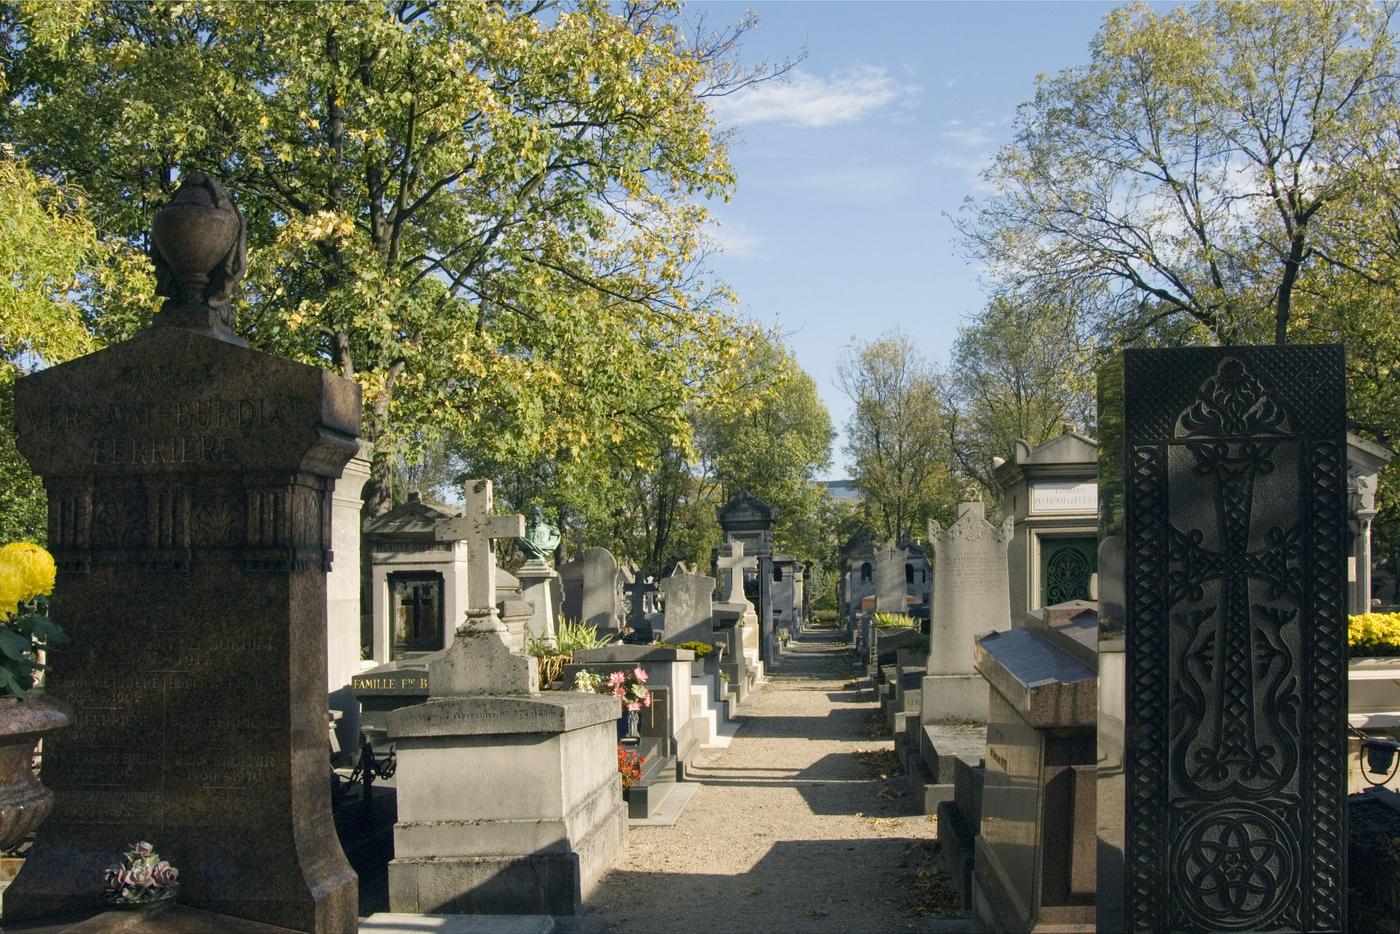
[970,602,1097,934]
[1097,347,1349,932]
[5,175,358,930]
[386,480,626,916]
[560,644,699,819]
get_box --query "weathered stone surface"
[5,181,359,931]
[873,542,906,614]
[1098,346,1349,933]
[659,570,716,647]
[928,496,1013,676]
[580,546,622,634]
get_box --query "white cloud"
[703,218,766,259]
[942,126,991,148]
[709,65,919,129]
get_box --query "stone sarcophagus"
[1098,347,1348,932]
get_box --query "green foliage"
[946,296,1094,497]
[675,640,714,657]
[526,618,613,685]
[872,612,917,630]
[838,331,955,543]
[3,0,775,513]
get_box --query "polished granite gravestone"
[1098,347,1349,932]
[5,174,358,931]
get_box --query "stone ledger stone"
[1097,346,1349,932]
[6,328,360,929]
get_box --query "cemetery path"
[574,631,959,934]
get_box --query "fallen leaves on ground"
[902,841,963,918]
[742,885,764,897]
[864,711,891,738]
[854,749,901,779]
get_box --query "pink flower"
[124,866,154,890]
[103,866,122,893]
[152,861,178,887]
[125,841,154,859]
[642,692,652,708]
[632,666,648,683]
[626,701,641,712]
[607,671,626,687]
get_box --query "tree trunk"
[361,452,394,518]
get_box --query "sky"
[690,1,1122,478]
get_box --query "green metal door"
[1040,536,1097,606]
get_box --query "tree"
[958,1,1400,346]
[3,0,784,512]
[945,295,1095,495]
[837,331,954,544]
[0,150,100,543]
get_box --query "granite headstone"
[1098,347,1349,932]
[873,541,907,614]
[5,174,359,931]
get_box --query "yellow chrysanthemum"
[0,562,26,620]
[0,542,56,604]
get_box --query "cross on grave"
[436,478,525,618]
[716,541,757,606]
[623,576,659,628]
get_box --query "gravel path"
[574,631,957,934]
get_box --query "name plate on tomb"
[1028,480,1098,515]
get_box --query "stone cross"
[715,541,757,606]
[436,478,525,617]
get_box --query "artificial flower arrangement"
[0,542,62,697]
[104,841,179,906]
[573,666,651,711]
[617,743,645,788]
[607,667,651,712]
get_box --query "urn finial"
[150,171,246,343]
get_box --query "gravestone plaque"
[558,553,584,622]
[1099,347,1348,932]
[5,175,359,930]
[873,541,907,614]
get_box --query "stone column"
[328,439,372,761]
[516,559,559,643]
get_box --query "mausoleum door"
[1040,536,1097,605]
[390,571,445,657]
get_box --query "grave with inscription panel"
[4,175,358,931]
[1097,347,1349,932]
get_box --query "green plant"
[813,609,838,623]
[872,612,918,630]
[719,671,730,683]
[0,542,63,697]
[527,619,616,686]
[677,640,715,657]
[650,641,678,649]
[1350,613,1400,657]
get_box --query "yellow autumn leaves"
[0,542,55,619]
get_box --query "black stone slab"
[1099,346,1348,932]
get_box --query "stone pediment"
[363,492,459,538]
[716,490,777,529]
[1014,430,1098,466]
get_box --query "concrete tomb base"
[920,673,990,725]
[387,691,627,915]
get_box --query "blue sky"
[692,1,1120,477]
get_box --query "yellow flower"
[0,562,25,620]
[0,543,56,604]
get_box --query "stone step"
[623,753,678,820]
[627,780,700,827]
[362,914,554,933]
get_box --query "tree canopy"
[2,0,781,511]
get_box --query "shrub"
[676,640,715,657]
[1349,613,1400,657]
[526,618,616,686]
[872,612,918,630]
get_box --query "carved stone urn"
[0,696,70,852]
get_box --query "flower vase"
[0,695,70,852]
[110,888,179,911]
[626,708,641,740]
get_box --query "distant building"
[822,479,863,502]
